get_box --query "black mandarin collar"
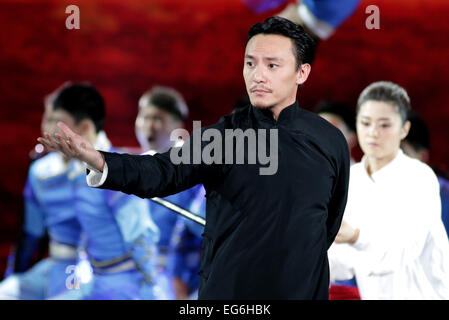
[251,101,301,127]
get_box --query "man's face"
[41,103,55,135]
[243,34,302,110]
[135,105,182,152]
[42,107,79,136]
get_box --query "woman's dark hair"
[246,16,316,70]
[357,81,410,124]
[138,86,188,122]
[53,82,105,133]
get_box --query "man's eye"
[246,61,253,67]
[380,124,391,128]
[361,121,370,126]
[269,64,278,68]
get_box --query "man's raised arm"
[38,121,211,199]
[38,121,105,172]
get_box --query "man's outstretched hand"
[37,122,105,172]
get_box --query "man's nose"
[144,118,155,131]
[253,66,266,83]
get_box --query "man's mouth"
[251,88,271,94]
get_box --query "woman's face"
[356,100,410,163]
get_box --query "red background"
[1,0,448,276]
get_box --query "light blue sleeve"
[23,168,46,238]
[184,185,206,238]
[108,191,160,285]
[107,191,160,247]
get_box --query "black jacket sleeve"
[325,139,350,248]
[97,127,224,199]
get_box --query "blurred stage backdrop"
[0,0,448,275]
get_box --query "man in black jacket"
[39,16,350,299]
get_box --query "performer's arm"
[8,173,46,275]
[336,168,446,276]
[278,0,361,40]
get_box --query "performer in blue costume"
[41,82,159,300]
[243,0,361,40]
[0,92,86,300]
[135,86,205,299]
[168,185,205,299]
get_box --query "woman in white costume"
[329,81,449,299]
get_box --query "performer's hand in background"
[334,220,360,244]
[37,121,105,171]
[278,3,304,26]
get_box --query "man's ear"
[296,63,311,86]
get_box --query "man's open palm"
[37,122,105,171]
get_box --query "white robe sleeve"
[352,167,443,276]
[328,243,356,282]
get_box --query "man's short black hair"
[52,82,105,133]
[315,100,356,132]
[246,16,316,70]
